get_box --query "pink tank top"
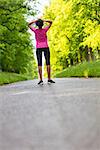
[30,26,50,48]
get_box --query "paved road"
[0,78,100,150]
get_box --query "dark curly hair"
[36,19,44,28]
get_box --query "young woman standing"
[28,19,55,85]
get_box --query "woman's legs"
[36,48,55,83]
[47,65,51,80]
[38,65,51,81]
[38,66,42,81]
[44,48,51,80]
[36,49,43,81]
[44,48,55,83]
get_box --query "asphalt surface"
[0,78,100,150]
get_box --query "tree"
[0,0,37,78]
[43,0,100,74]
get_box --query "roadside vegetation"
[43,0,100,74]
[0,0,37,78]
[55,60,100,78]
[0,72,30,85]
[0,61,100,85]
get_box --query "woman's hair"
[36,19,44,28]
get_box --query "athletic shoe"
[38,80,43,85]
[48,79,55,83]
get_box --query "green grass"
[0,61,100,85]
[0,72,29,85]
[55,60,100,78]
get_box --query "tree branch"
[0,4,26,13]
[65,35,71,42]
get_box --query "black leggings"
[36,47,50,66]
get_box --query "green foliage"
[43,0,100,74]
[0,72,29,85]
[55,60,100,78]
[0,0,37,78]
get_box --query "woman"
[28,19,55,85]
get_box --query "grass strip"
[55,61,100,78]
[0,72,29,85]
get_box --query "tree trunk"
[88,47,92,62]
[97,47,100,59]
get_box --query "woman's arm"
[43,20,52,28]
[28,20,37,28]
